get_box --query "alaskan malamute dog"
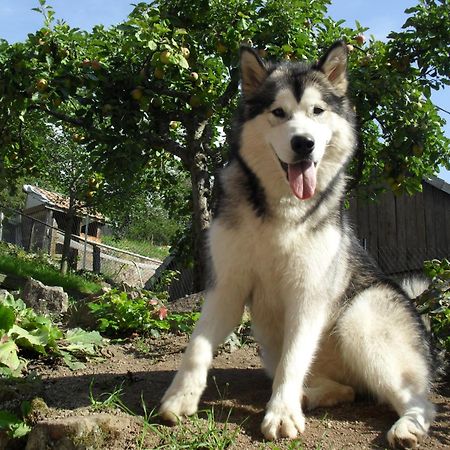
[160,41,435,449]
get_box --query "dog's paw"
[159,372,206,423]
[261,402,305,440]
[387,416,426,449]
[159,389,200,423]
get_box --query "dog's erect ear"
[240,46,268,97]
[316,41,348,94]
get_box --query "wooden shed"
[22,184,105,254]
[348,177,450,276]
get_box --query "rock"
[0,273,27,292]
[22,278,69,316]
[170,291,205,313]
[28,398,51,425]
[0,288,11,301]
[25,414,140,450]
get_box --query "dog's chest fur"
[211,162,348,312]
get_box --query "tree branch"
[42,106,85,127]
[144,133,188,165]
[436,104,450,115]
[218,67,240,109]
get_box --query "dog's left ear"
[240,46,268,98]
[316,41,348,95]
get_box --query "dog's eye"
[271,108,286,119]
[313,106,325,115]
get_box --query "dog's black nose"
[291,135,315,157]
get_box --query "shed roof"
[424,176,450,195]
[23,185,105,222]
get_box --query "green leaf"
[65,328,103,346]
[60,350,86,370]
[62,328,104,355]
[0,340,20,371]
[172,53,189,69]
[0,305,15,332]
[0,410,20,429]
[10,421,32,438]
[8,324,49,350]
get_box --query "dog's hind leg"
[303,377,355,410]
[336,285,435,449]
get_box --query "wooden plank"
[402,190,418,271]
[377,191,397,274]
[422,183,436,260]
[367,198,379,263]
[414,187,427,266]
[395,192,408,272]
[357,196,370,249]
[432,187,448,259]
[445,190,450,256]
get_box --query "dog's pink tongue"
[288,161,316,200]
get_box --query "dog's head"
[239,42,355,200]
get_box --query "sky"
[0,0,449,183]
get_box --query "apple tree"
[0,0,449,289]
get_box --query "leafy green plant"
[0,292,105,377]
[0,401,31,439]
[87,289,199,338]
[417,258,450,355]
[3,0,449,291]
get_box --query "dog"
[160,41,435,449]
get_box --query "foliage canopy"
[0,0,449,287]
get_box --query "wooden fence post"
[93,244,101,274]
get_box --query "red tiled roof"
[23,185,105,222]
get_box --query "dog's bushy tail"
[399,275,430,299]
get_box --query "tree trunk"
[188,151,212,292]
[60,194,76,275]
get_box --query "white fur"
[266,86,332,165]
[160,54,434,449]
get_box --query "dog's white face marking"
[265,85,332,166]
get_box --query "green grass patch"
[88,382,241,450]
[0,248,101,295]
[102,236,170,261]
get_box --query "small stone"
[22,277,69,316]
[25,413,139,450]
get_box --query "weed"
[0,401,31,439]
[87,289,200,338]
[88,382,241,450]
[263,439,306,450]
[0,293,105,377]
[88,380,135,415]
[417,258,450,355]
[152,408,240,450]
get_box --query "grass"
[88,382,242,450]
[0,249,102,295]
[101,236,170,261]
[150,408,241,450]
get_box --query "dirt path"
[9,334,447,449]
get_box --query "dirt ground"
[5,333,448,450]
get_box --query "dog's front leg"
[159,284,246,422]
[261,300,326,440]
